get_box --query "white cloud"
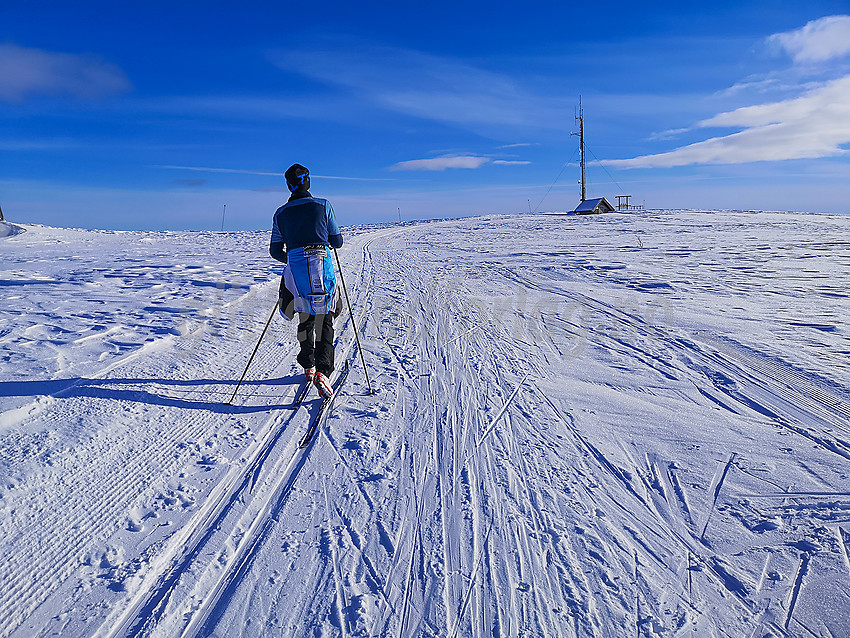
[390,155,491,171]
[0,44,130,103]
[767,15,850,64]
[390,154,532,171]
[609,16,850,169]
[607,74,850,168]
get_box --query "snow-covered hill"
[1,211,848,637]
[0,221,23,239]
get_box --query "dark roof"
[574,197,615,214]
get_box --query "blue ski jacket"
[269,191,343,262]
[271,190,344,317]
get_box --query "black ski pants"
[296,312,334,376]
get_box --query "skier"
[270,164,343,398]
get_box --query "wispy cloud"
[140,95,346,122]
[647,127,691,141]
[160,165,282,177]
[270,44,570,134]
[0,43,130,103]
[0,138,81,151]
[492,160,531,166]
[158,165,395,181]
[767,15,850,64]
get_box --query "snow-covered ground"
[1,210,848,637]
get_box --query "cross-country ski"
[299,361,351,449]
[291,378,313,408]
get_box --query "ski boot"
[313,372,334,399]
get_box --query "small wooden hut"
[574,197,615,215]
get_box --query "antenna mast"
[578,97,586,202]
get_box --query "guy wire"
[533,147,579,213]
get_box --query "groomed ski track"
[2,212,849,637]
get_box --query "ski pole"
[227,300,278,405]
[333,248,373,395]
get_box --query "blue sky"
[2,1,850,230]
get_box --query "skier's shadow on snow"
[0,376,302,413]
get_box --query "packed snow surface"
[1,210,849,637]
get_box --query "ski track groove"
[433,353,458,634]
[484,257,846,636]
[502,414,567,637]
[480,434,511,637]
[837,527,850,580]
[99,347,306,637]
[527,431,602,636]
[1,297,297,638]
[388,365,432,638]
[700,452,738,541]
[197,232,385,632]
[444,280,504,637]
[393,475,420,638]
[172,416,317,637]
[8,217,849,637]
[323,479,350,638]
[785,552,810,632]
[390,227,685,635]
[365,247,425,636]
[117,231,384,637]
[462,302,582,636]
[500,264,850,464]
[468,441,488,638]
[381,439,416,633]
[544,395,753,632]
[486,316,590,634]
